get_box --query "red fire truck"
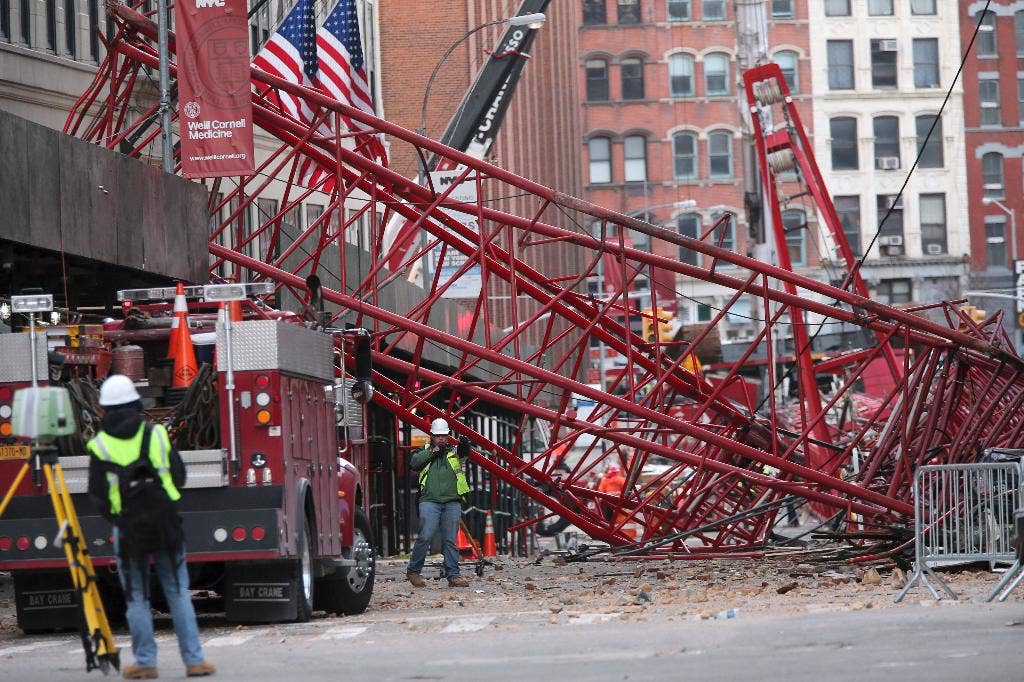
[0,284,375,631]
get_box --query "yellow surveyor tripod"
[0,385,119,674]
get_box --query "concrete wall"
[0,109,209,284]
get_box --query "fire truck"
[0,283,375,631]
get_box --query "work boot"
[186,661,216,677]
[122,664,158,679]
[407,572,427,588]
[448,576,470,588]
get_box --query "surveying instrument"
[0,293,119,673]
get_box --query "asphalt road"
[3,596,1024,680]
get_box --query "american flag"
[315,0,387,165]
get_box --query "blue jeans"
[114,530,206,668]
[407,501,462,578]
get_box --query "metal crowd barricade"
[895,461,1023,602]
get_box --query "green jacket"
[411,444,469,504]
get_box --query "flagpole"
[157,0,172,172]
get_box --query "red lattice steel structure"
[66,8,1024,557]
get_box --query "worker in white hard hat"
[406,417,472,588]
[86,375,215,679]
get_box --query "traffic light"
[642,307,655,343]
[642,307,674,343]
[961,305,987,324]
[656,307,674,342]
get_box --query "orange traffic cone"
[166,282,189,360]
[482,510,497,558]
[455,522,477,560]
[170,287,198,388]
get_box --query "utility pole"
[157,0,173,173]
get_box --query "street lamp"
[983,197,1017,266]
[418,13,547,140]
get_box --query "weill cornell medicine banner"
[175,0,255,178]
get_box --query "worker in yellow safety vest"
[86,374,215,679]
[406,418,472,588]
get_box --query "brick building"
[577,0,813,375]
[960,2,1024,351]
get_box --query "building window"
[88,0,100,60]
[825,0,850,16]
[827,40,854,90]
[668,53,694,96]
[19,0,29,45]
[583,0,606,24]
[870,39,898,89]
[919,193,947,256]
[977,11,997,57]
[983,152,1005,199]
[668,0,690,21]
[708,131,732,178]
[623,135,647,182]
[697,303,712,322]
[64,0,75,56]
[673,132,697,180]
[702,0,724,21]
[588,137,612,184]
[834,195,861,256]
[677,213,700,265]
[782,209,806,266]
[912,39,939,88]
[876,194,904,241]
[1017,11,1024,57]
[774,50,798,92]
[830,117,858,170]
[0,0,8,41]
[704,52,729,96]
[617,0,641,24]
[1018,76,1024,126]
[620,58,645,100]
[250,0,270,52]
[980,78,1001,126]
[868,0,893,16]
[713,216,737,264]
[915,114,943,168]
[986,217,1008,269]
[876,279,912,305]
[585,59,610,101]
[911,0,935,14]
[873,116,900,170]
[771,0,792,18]
[45,0,56,51]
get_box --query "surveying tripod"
[0,445,120,674]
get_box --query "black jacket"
[87,407,186,522]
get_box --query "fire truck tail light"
[255,392,271,407]
[0,405,11,419]
[0,536,10,551]
[0,387,11,401]
[15,536,29,551]
[250,526,266,541]
[0,423,12,437]
[34,535,46,550]
[213,528,228,543]
[262,468,272,485]
[255,374,271,389]
[231,527,247,542]
[245,468,256,486]
[255,410,271,425]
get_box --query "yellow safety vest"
[418,449,471,496]
[87,423,181,516]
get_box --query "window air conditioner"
[926,243,943,255]
[876,156,901,170]
[878,235,903,247]
[879,39,899,52]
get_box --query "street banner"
[428,170,482,299]
[1016,260,1024,327]
[175,0,255,178]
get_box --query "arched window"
[623,135,647,182]
[620,58,645,100]
[830,117,858,170]
[668,54,694,97]
[672,132,697,180]
[977,10,997,56]
[782,209,806,266]
[873,115,900,169]
[704,53,729,96]
[588,137,612,184]
[708,130,732,178]
[585,59,609,101]
[983,152,1005,198]
[774,50,798,92]
[677,213,701,265]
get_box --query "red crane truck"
[0,283,375,631]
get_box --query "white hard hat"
[429,418,450,435]
[99,374,141,407]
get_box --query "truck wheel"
[294,515,315,622]
[315,509,375,615]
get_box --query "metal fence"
[896,461,1023,602]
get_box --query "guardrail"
[895,461,1022,602]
